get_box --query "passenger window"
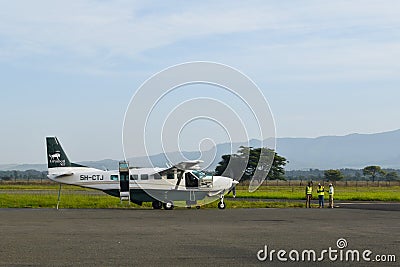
[167,173,175,179]
[110,175,118,181]
[153,173,161,180]
[120,174,129,181]
[141,174,148,180]
[130,174,138,180]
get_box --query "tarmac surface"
[0,208,399,266]
[230,197,400,211]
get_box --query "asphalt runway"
[0,208,398,266]
[230,198,400,211]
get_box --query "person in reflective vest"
[317,183,325,208]
[328,183,334,208]
[305,182,313,208]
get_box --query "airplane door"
[119,161,130,195]
[185,172,199,188]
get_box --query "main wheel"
[152,201,162,209]
[163,201,174,210]
[218,201,225,209]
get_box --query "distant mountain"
[126,129,400,170]
[276,129,400,170]
[1,129,400,171]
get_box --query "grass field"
[0,193,308,209]
[229,185,400,201]
[0,183,399,209]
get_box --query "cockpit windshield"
[192,171,206,179]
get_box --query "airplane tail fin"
[46,137,72,168]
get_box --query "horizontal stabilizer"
[48,172,74,179]
[46,137,88,169]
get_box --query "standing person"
[228,183,237,198]
[317,183,325,208]
[328,183,334,208]
[305,182,313,208]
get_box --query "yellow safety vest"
[317,186,325,196]
[306,186,312,195]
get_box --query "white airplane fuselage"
[46,137,237,209]
[48,167,234,194]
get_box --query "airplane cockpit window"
[192,171,206,179]
[192,171,213,188]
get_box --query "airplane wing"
[156,160,203,190]
[172,160,203,171]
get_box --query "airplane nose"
[232,180,239,185]
[213,176,236,189]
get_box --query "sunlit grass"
[0,192,306,209]
[0,184,93,191]
[228,185,400,201]
[0,184,399,209]
[0,193,139,209]
[0,194,310,209]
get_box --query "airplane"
[46,137,238,210]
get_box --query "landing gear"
[218,195,226,209]
[152,201,163,209]
[163,201,174,210]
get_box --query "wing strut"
[175,171,184,190]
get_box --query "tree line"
[1,149,399,183]
[214,147,400,182]
[0,170,47,182]
[286,167,399,182]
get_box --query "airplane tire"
[196,206,201,209]
[218,201,225,209]
[152,201,163,209]
[163,201,174,210]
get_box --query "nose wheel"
[218,195,226,209]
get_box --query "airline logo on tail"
[46,137,71,168]
[48,151,65,166]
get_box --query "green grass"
[0,184,398,209]
[0,184,93,191]
[0,193,139,209]
[228,185,400,201]
[0,193,308,209]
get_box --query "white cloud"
[0,1,393,55]
[0,0,399,78]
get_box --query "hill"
[1,129,399,171]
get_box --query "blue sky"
[0,0,399,164]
